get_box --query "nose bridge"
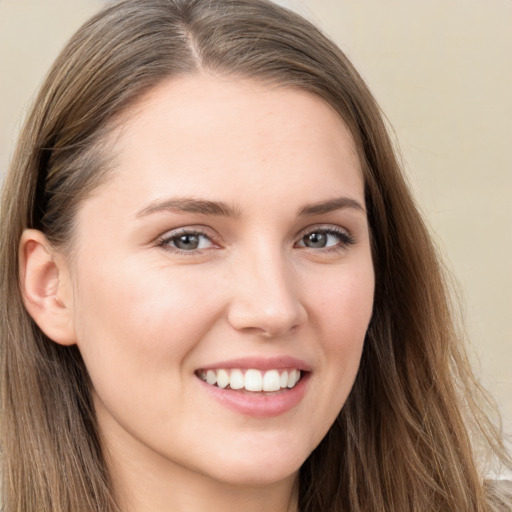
[227,237,306,336]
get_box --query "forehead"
[90,74,364,214]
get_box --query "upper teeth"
[199,368,301,392]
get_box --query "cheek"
[71,257,225,382]
[310,261,374,343]
[306,261,374,416]
[70,260,228,435]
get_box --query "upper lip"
[197,356,311,372]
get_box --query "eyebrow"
[136,198,240,218]
[298,196,365,216]
[136,195,365,219]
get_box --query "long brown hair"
[0,1,510,511]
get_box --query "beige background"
[1,0,511,451]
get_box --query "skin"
[22,74,375,512]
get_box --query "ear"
[19,229,76,346]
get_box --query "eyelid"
[296,223,352,238]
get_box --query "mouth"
[195,359,310,417]
[196,368,303,393]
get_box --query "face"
[66,75,374,489]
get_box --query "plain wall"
[1,0,511,451]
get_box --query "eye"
[159,230,215,252]
[295,227,354,250]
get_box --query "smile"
[197,368,302,392]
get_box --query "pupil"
[305,232,327,248]
[175,234,199,250]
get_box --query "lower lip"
[197,373,310,418]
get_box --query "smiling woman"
[0,1,510,512]
[30,76,374,495]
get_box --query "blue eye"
[161,231,214,251]
[296,228,354,250]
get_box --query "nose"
[227,247,307,338]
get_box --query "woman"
[0,0,510,511]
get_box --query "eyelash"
[157,225,355,255]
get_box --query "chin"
[206,463,300,488]
[195,442,309,487]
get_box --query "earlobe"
[19,229,77,346]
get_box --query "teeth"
[245,369,263,391]
[206,370,217,386]
[199,368,303,392]
[216,369,230,389]
[230,369,244,390]
[263,369,281,392]
[287,369,300,388]
[280,370,288,388]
